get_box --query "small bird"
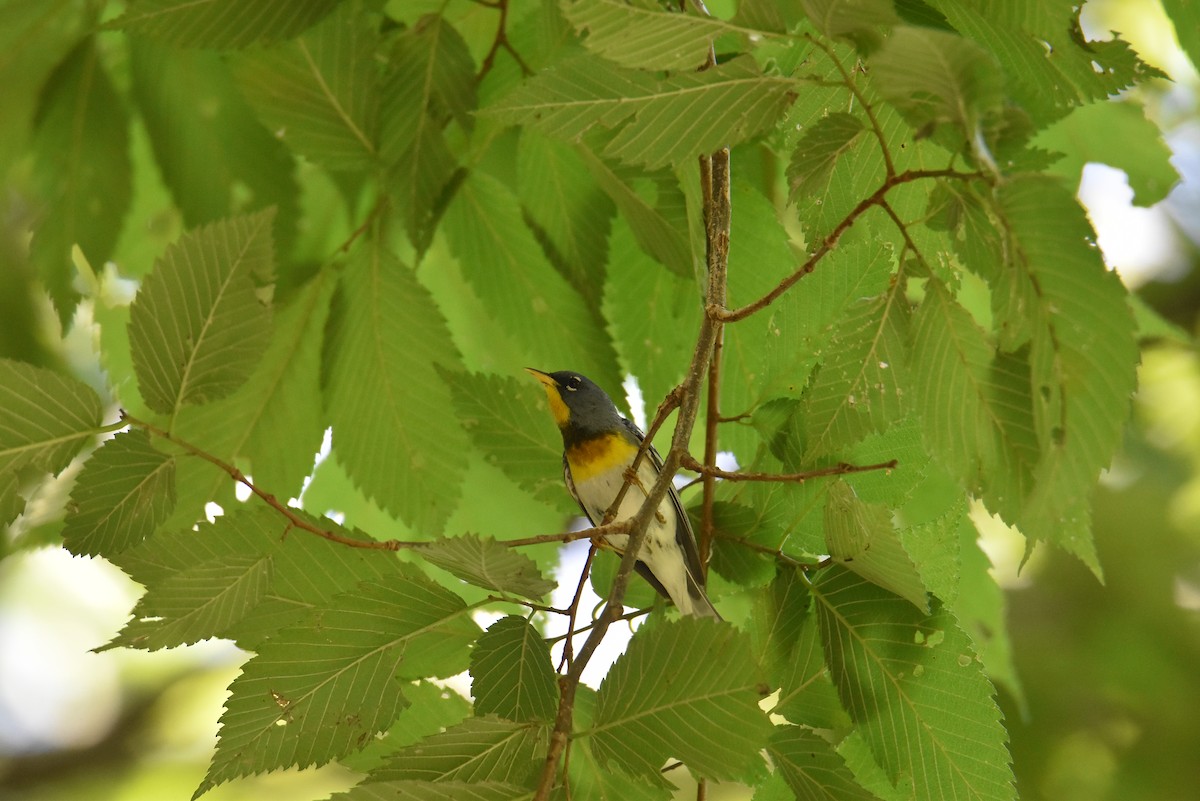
[526,368,720,619]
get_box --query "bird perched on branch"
[526,368,720,619]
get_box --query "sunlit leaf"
[769,725,883,801]
[360,716,545,786]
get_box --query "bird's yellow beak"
[525,368,570,428]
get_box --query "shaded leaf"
[382,14,475,246]
[112,0,340,49]
[129,39,299,242]
[563,0,783,71]
[442,170,621,389]
[363,716,545,787]
[788,112,866,202]
[471,616,558,723]
[768,725,884,801]
[232,6,380,169]
[803,284,908,457]
[589,618,770,781]
[61,429,176,557]
[29,38,131,323]
[824,480,928,612]
[333,780,533,801]
[128,210,275,416]
[871,26,1003,141]
[417,534,557,600]
[484,55,797,169]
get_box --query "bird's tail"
[683,571,722,620]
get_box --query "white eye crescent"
[566,376,580,392]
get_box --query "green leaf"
[824,480,928,612]
[788,112,866,202]
[768,725,884,801]
[803,283,909,457]
[111,0,340,49]
[1162,0,1200,75]
[564,687,673,800]
[562,0,782,71]
[517,131,614,303]
[417,534,557,600]
[198,572,479,796]
[1034,100,1179,206]
[870,26,1003,142]
[483,54,797,169]
[29,38,131,323]
[760,239,893,403]
[998,177,1137,570]
[579,149,695,279]
[912,280,1029,504]
[382,14,475,246]
[898,500,964,606]
[470,616,559,723]
[164,272,332,531]
[362,716,545,785]
[231,5,380,169]
[341,681,471,773]
[812,568,1014,801]
[588,618,771,782]
[128,210,275,417]
[333,780,534,801]
[110,554,272,651]
[930,4,1164,127]
[800,0,898,44]
[0,359,103,523]
[750,568,847,729]
[442,169,621,389]
[112,507,403,648]
[61,429,176,557]
[323,241,467,534]
[441,370,572,513]
[129,39,299,241]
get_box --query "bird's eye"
[566,376,580,392]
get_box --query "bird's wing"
[619,417,707,590]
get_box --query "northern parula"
[526,368,720,619]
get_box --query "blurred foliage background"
[2,0,1199,799]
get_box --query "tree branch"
[712,168,981,322]
[531,148,732,801]
[680,454,897,483]
[120,411,419,552]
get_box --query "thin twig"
[807,34,895,179]
[712,168,981,322]
[120,411,418,552]
[699,148,731,571]
[498,522,627,548]
[680,454,897,483]
[546,608,649,645]
[478,0,531,79]
[558,543,599,672]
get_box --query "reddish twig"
[680,454,898,483]
[120,411,418,552]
